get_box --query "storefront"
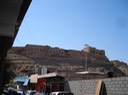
[29,72,65,94]
[13,75,29,90]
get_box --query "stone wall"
[19,44,108,62]
[65,77,128,95]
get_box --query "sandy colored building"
[22,44,109,62]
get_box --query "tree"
[3,57,16,87]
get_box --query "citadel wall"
[22,44,109,62]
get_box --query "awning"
[76,71,104,75]
[13,75,29,83]
[23,79,29,86]
[0,0,32,37]
[38,72,65,79]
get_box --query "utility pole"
[84,44,89,71]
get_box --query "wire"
[24,19,38,44]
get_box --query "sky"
[13,0,128,63]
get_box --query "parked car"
[49,91,74,95]
[26,90,37,95]
[4,87,21,95]
[16,89,23,94]
[34,92,45,95]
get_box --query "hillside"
[7,45,128,78]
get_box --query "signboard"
[29,74,38,83]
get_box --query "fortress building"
[10,44,109,62]
[8,44,128,78]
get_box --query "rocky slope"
[7,47,128,77]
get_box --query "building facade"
[21,44,109,62]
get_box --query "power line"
[24,20,38,44]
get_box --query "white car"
[26,90,37,95]
[17,90,23,94]
[49,91,74,95]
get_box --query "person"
[22,91,26,95]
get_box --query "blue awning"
[23,79,29,86]
[14,75,28,83]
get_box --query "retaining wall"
[65,76,128,95]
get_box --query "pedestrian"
[22,91,26,95]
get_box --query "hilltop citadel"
[12,44,108,61]
[8,44,127,79]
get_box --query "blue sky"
[13,0,128,63]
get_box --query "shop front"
[29,72,65,94]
